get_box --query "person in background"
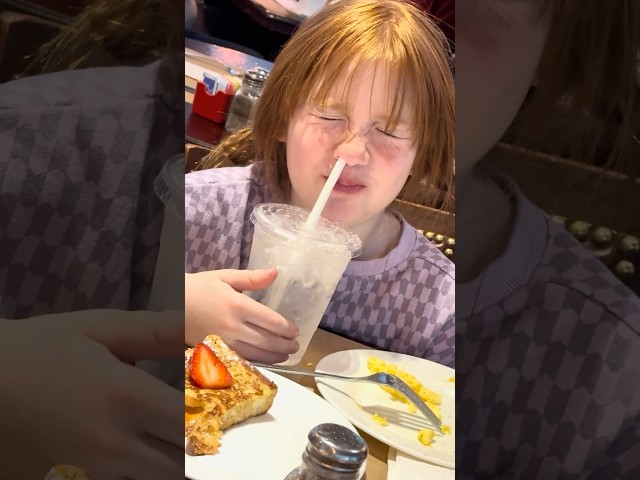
[185,0,266,58]
[184,0,456,365]
[185,0,287,59]
[455,1,639,478]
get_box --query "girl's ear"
[276,127,288,143]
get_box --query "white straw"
[304,157,346,232]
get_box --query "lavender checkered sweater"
[457,178,640,479]
[185,163,456,365]
[0,59,183,318]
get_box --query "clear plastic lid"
[250,203,362,258]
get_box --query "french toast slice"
[185,335,278,456]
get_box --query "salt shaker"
[284,423,369,480]
[225,68,267,132]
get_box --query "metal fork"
[253,363,443,434]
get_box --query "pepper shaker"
[284,423,368,480]
[225,68,267,132]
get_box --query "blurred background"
[184,0,457,263]
[4,0,633,290]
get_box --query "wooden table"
[185,101,227,149]
[281,328,389,480]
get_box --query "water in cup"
[245,203,361,365]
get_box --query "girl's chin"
[320,212,354,229]
[298,198,355,228]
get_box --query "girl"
[185,0,456,365]
[456,1,640,478]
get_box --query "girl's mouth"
[324,176,365,194]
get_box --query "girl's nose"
[334,131,370,166]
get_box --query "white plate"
[185,368,356,480]
[315,350,455,468]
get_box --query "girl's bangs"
[302,52,418,141]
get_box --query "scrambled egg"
[418,429,436,446]
[367,357,441,415]
[368,356,452,447]
[371,413,389,426]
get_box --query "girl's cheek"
[312,124,346,149]
[369,134,415,163]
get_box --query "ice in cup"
[245,203,362,365]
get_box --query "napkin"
[386,448,454,480]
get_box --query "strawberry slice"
[189,343,233,389]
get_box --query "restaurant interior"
[1,1,637,479]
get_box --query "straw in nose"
[303,157,346,232]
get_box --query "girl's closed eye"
[310,109,345,122]
[375,125,411,141]
[376,128,402,139]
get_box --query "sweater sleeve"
[0,61,180,317]
[184,166,253,272]
[457,291,640,479]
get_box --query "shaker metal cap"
[306,423,368,473]
[243,68,267,88]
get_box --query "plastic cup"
[246,203,362,365]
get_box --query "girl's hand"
[185,269,299,364]
[0,310,184,480]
